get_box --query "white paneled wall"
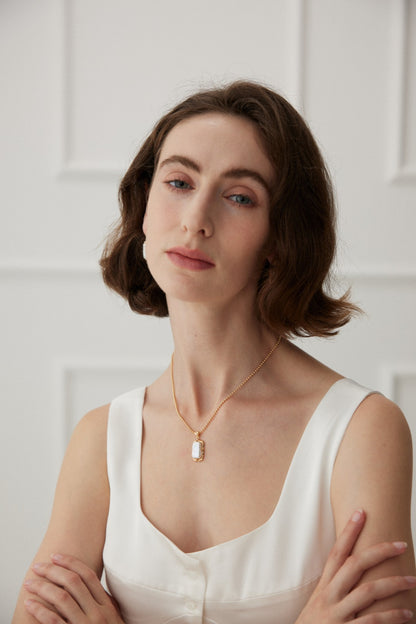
[61,0,304,176]
[2,1,415,621]
[391,0,416,181]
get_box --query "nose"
[181,191,214,237]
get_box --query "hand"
[24,553,124,623]
[295,509,416,624]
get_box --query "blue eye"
[168,179,191,189]
[229,194,253,206]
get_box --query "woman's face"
[143,113,274,311]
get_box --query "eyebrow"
[159,155,272,196]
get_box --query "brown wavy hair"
[100,80,359,337]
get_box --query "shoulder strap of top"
[283,378,376,501]
[308,378,376,464]
[104,387,146,564]
[267,378,377,584]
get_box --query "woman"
[13,81,415,623]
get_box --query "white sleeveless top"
[103,378,373,624]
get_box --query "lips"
[166,246,215,270]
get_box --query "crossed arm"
[12,394,416,623]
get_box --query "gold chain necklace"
[170,336,281,462]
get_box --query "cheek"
[143,191,178,234]
[237,221,269,256]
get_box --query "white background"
[1,1,416,621]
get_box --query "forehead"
[158,113,274,184]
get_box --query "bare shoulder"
[58,402,110,487]
[332,390,413,543]
[340,391,412,467]
[75,402,110,433]
[355,390,410,424]
[331,392,415,617]
[70,402,110,455]
[43,401,112,557]
[12,404,112,622]
[47,403,111,546]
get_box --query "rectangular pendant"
[192,439,205,462]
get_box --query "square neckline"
[137,377,348,558]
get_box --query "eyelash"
[167,179,191,190]
[165,179,255,207]
[228,194,254,206]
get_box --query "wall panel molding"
[340,264,416,282]
[59,0,135,178]
[2,259,416,282]
[54,356,168,453]
[389,0,416,183]
[58,0,306,178]
[0,259,98,277]
[380,364,416,403]
[285,0,305,112]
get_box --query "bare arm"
[295,509,415,623]
[331,393,416,619]
[12,405,110,623]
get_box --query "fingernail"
[51,553,63,562]
[393,541,408,550]
[32,563,42,571]
[351,509,364,522]
[405,576,416,585]
[24,580,33,587]
[403,609,413,619]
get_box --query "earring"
[143,240,147,261]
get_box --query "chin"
[165,286,218,306]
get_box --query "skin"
[12,113,416,623]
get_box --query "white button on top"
[186,600,198,611]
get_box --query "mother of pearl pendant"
[192,438,205,462]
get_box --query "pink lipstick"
[166,247,215,271]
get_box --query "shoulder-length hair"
[100,80,358,337]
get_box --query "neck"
[167,300,279,421]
